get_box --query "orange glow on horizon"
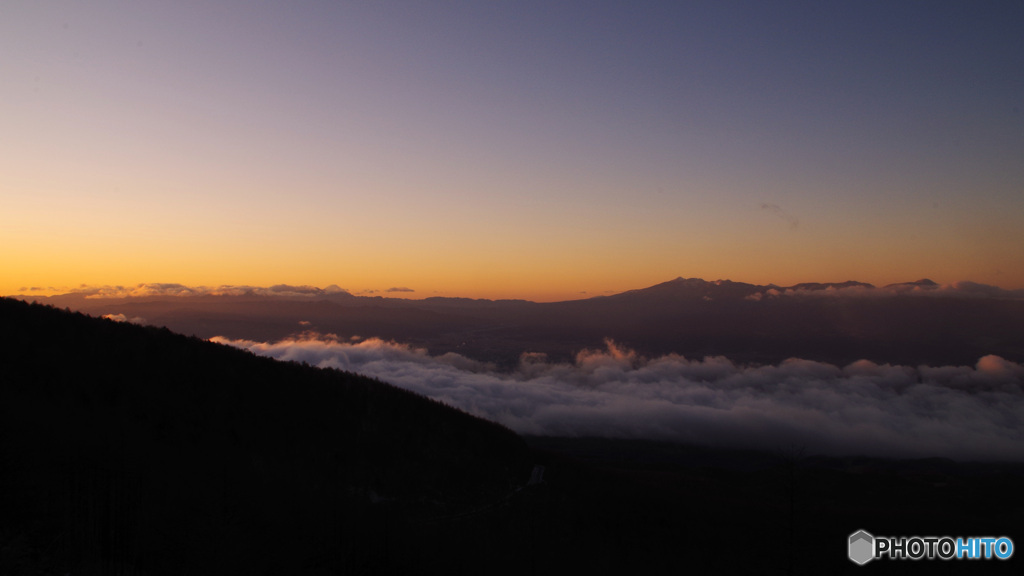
[5,263,1024,304]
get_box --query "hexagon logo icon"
[849,530,875,565]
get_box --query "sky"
[3,1,1023,301]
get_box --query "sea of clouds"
[212,335,1024,462]
[747,280,1024,300]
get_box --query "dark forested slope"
[0,298,531,575]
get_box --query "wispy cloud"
[214,336,1024,461]
[102,313,148,324]
[18,286,55,293]
[386,287,415,293]
[760,203,799,229]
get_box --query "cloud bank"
[212,336,1024,462]
[746,280,1024,301]
[70,283,351,299]
[102,313,148,325]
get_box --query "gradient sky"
[3,1,1023,301]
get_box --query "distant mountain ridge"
[599,277,765,301]
[16,276,1022,308]
[12,277,1024,368]
[787,280,875,291]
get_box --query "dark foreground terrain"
[1,298,1021,574]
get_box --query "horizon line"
[7,276,1024,304]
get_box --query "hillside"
[0,298,532,574]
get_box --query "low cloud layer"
[746,280,1024,301]
[102,313,148,325]
[70,283,350,299]
[213,336,1024,462]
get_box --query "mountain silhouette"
[22,277,1024,369]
